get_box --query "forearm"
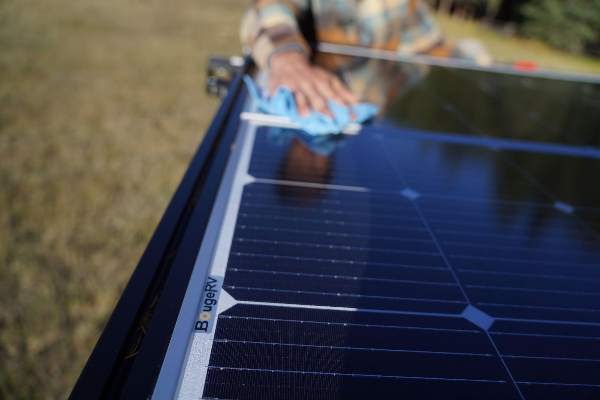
[240,0,311,70]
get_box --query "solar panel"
[149,54,600,400]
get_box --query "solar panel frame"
[153,103,260,399]
[118,88,250,400]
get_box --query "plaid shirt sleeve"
[240,0,311,70]
[314,0,442,54]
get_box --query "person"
[240,0,488,116]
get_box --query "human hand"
[269,51,358,117]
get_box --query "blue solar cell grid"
[199,122,600,399]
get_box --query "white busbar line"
[240,111,362,135]
[254,177,371,192]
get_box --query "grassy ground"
[1,2,599,399]
[0,0,246,398]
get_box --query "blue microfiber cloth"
[244,76,378,136]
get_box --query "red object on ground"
[513,60,538,71]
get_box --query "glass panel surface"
[197,54,600,400]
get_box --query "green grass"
[1,2,598,399]
[436,13,600,75]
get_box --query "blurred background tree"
[429,0,524,22]
[428,0,600,56]
[520,0,600,54]
[494,0,527,24]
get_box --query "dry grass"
[0,0,246,398]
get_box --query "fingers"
[312,68,358,105]
[268,61,359,117]
[314,78,345,108]
[294,91,310,116]
[330,76,358,105]
[299,81,331,117]
[273,74,329,117]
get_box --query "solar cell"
[153,55,600,400]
